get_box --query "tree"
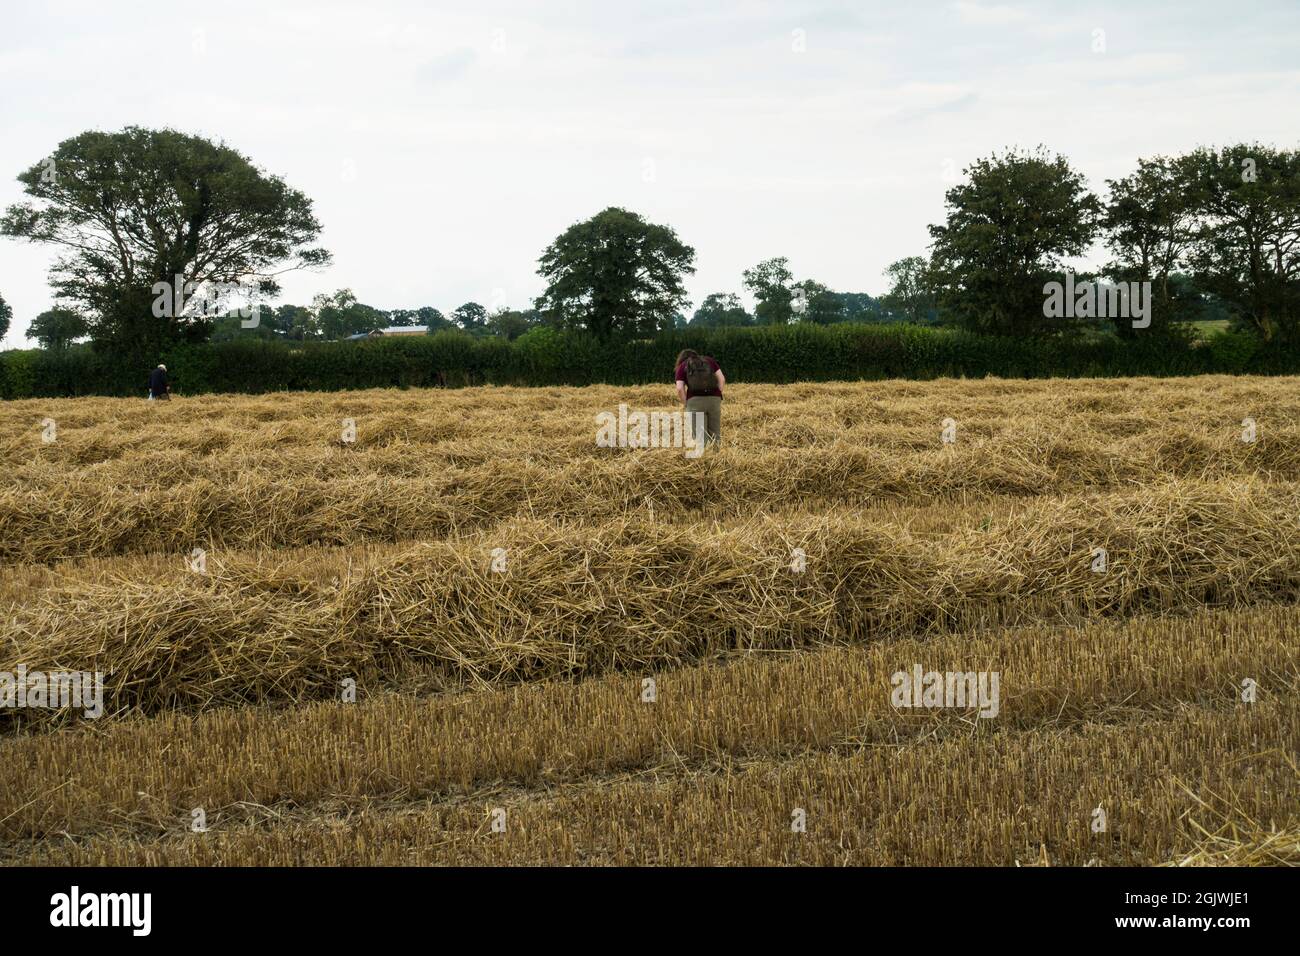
[387,306,451,330]
[792,279,843,324]
[416,307,453,332]
[0,291,10,341]
[535,207,696,338]
[313,289,385,340]
[269,304,319,341]
[881,256,937,324]
[837,292,892,323]
[384,306,453,333]
[451,302,488,334]
[1102,155,1198,336]
[209,310,281,342]
[533,307,566,330]
[28,307,89,349]
[690,293,754,328]
[655,312,689,335]
[1182,144,1300,341]
[486,308,537,340]
[928,148,1101,336]
[386,309,419,327]
[742,257,795,325]
[1,127,329,359]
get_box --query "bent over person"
[674,349,724,449]
[148,363,170,401]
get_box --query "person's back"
[148,365,169,400]
[674,350,724,448]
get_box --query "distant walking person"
[148,364,171,401]
[674,349,724,449]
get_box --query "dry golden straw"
[1,376,1296,865]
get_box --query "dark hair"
[675,349,698,369]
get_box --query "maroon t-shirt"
[675,356,722,400]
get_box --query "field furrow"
[6,700,1294,866]
[2,605,1295,846]
[2,377,1296,865]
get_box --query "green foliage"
[836,292,893,323]
[1204,329,1260,373]
[313,289,386,340]
[929,147,1102,337]
[536,207,696,339]
[0,291,11,340]
[1103,155,1197,336]
[392,306,449,331]
[451,302,488,334]
[0,348,34,398]
[27,307,90,349]
[10,134,1299,365]
[881,256,938,324]
[792,279,842,325]
[208,310,280,343]
[7,323,1300,400]
[690,293,754,328]
[1183,144,1300,342]
[486,308,538,341]
[513,326,602,384]
[268,303,319,341]
[742,257,795,325]
[1,126,329,361]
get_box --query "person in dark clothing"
[148,364,170,401]
[674,349,724,448]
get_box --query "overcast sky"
[2,0,1298,347]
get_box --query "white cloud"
[950,2,1029,26]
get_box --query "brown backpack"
[685,356,715,392]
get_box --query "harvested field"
[1,376,1297,865]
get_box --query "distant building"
[345,326,428,341]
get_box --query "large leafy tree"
[928,148,1101,336]
[535,207,695,339]
[1,127,329,359]
[1182,144,1300,341]
[690,292,753,328]
[0,291,10,341]
[1102,155,1199,337]
[742,257,795,325]
[28,307,90,349]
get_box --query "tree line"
[2,128,1297,361]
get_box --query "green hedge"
[2,325,1297,399]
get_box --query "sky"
[2,0,1299,347]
